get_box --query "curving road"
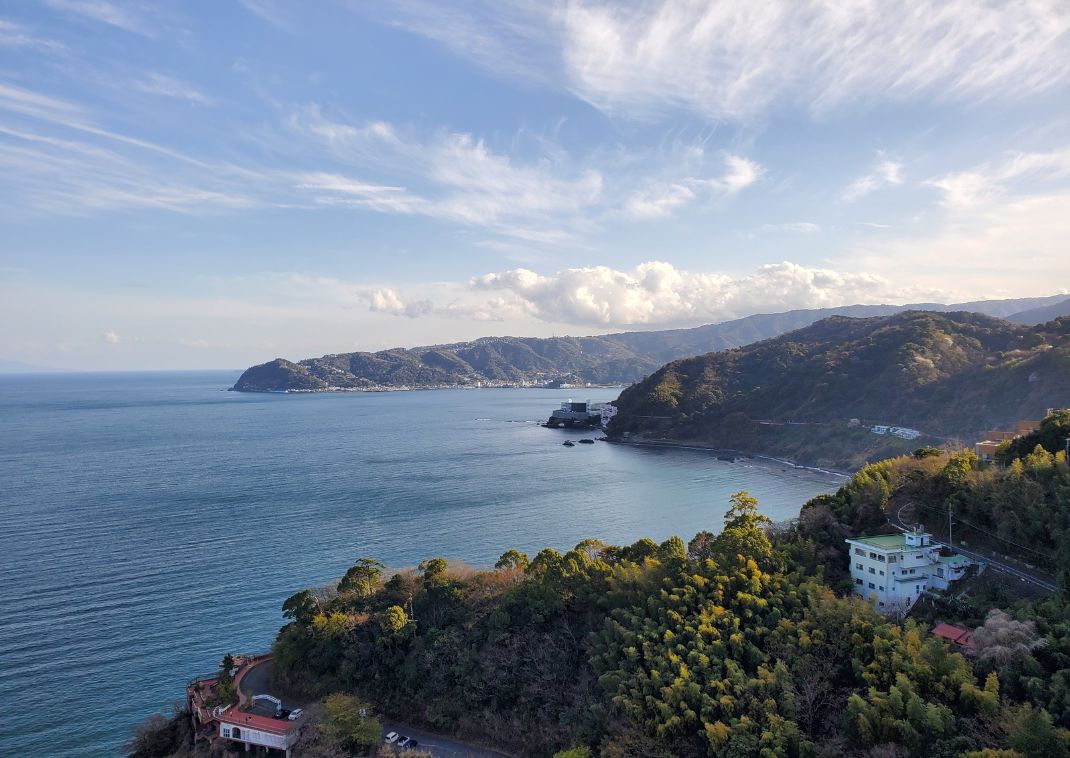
[889,501,1059,593]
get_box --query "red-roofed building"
[187,654,304,756]
[932,622,975,651]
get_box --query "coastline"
[605,437,852,479]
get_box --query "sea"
[0,371,840,757]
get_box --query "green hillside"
[230,296,1068,392]
[608,311,1070,468]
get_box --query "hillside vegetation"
[131,416,1070,758]
[608,311,1070,469]
[260,443,1070,757]
[230,297,1069,392]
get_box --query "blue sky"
[2,1,1068,370]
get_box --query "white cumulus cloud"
[470,260,932,327]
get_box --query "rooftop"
[849,534,910,549]
[939,554,971,567]
[218,708,301,735]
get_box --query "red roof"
[218,709,300,735]
[932,623,974,647]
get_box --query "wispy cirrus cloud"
[843,156,903,202]
[623,154,763,219]
[0,18,65,51]
[927,148,1070,209]
[43,0,153,36]
[372,1,1070,121]
[288,106,759,242]
[132,73,210,105]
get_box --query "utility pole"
[948,504,953,548]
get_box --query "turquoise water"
[0,372,838,757]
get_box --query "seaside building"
[187,655,304,757]
[600,403,617,428]
[845,527,972,616]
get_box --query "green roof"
[939,554,971,567]
[850,534,909,549]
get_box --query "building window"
[856,563,863,570]
[877,555,886,562]
[869,567,876,574]
[888,555,897,564]
[856,578,863,585]
[855,548,865,556]
[879,586,884,591]
[879,570,885,576]
[868,582,875,589]
[916,585,921,592]
[869,552,878,559]
[879,601,885,607]
[221,727,231,738]
[232,727,241,740]
[936,568,944,578]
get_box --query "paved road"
[237,658,304,714]
[890,502,1059,593]
[382,723,511,758]
[239,659,510,757]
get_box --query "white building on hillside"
[846,528,956,616]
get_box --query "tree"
[687,530,716,562]
[495,549,529,571]
[378,605,414,637]
[320,693,382,754]
[282,589,317,624]
[419,557,448,583]
[972,609,1045,667]
[1007,704,1070,758]
[713,490,773,564]
[338,557,386,597]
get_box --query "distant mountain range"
[608,310,1070,469]
[231,294,1070,392]
[0,359,61,374]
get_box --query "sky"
[1,1,1069,370]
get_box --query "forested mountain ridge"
[608,311,1070,468]
[230,295,1069,392]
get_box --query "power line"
[909,501,1055,560]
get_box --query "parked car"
[287,708,303,721]
[398,737,419,749]
[384,731,400,744]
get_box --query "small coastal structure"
[187,655,304,757]
[846,527,972,616]
[871,425,889,435]
[545,400,605,428]
[600,403,617,428]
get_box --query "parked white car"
[384,731,400,744]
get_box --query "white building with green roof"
[845,528,953,615]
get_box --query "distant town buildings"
[846,527,972,616]
[868,424,922,439]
